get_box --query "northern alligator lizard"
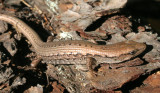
[0,14,146,64]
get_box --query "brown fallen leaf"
[51,81,65,93]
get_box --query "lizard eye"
[130,51,136,55]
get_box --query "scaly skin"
[0,14,146,64]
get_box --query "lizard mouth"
[114,47,146,62]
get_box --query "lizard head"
[115,40,146,62]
